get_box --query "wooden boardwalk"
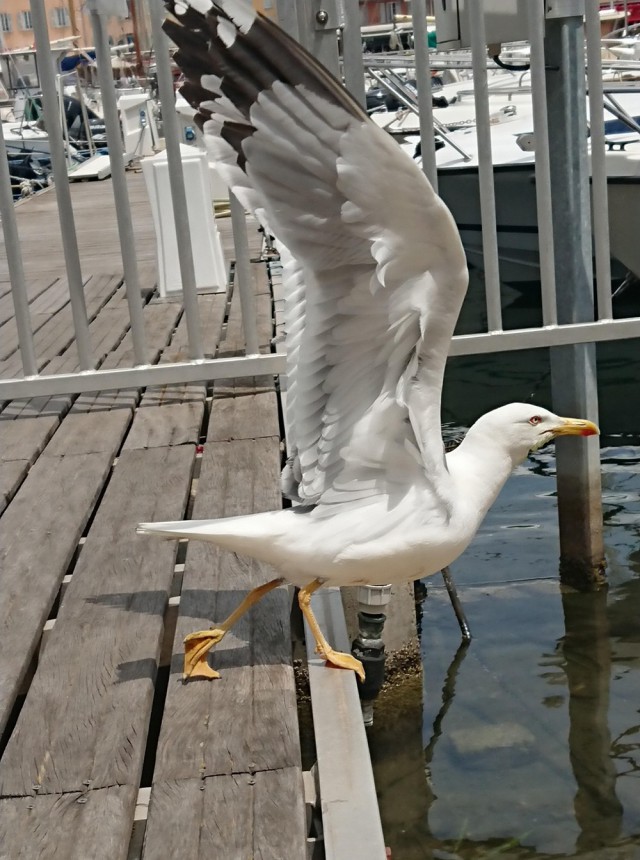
[0,173,308,858]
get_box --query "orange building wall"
[0,0,134,52]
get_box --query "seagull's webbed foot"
[315,643,365,682]
[299,578,367,683]
[183,628,226,680]
[181,577,285,681]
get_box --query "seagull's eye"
[529,415,543,426]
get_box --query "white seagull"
[138,0,599,682]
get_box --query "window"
[384,2,397,24]
[18,10,32,30]
[51,7,69,27]
[0,12,12,32]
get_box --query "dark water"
[369,271,640,859]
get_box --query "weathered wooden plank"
[0,173,157,284]
[0,459,28,515]
[73,300,184,413]
[0,450,121,737]
[0,274,59,326]
[0,445,194,797]
[0,274,121,362]
[143,769,307,860]
[165,293,228,363]
[123,400,204,449]
[144,402,306,856]
[0,297,133,486]
[150,438,299,780]
[45,409,132,456]
[212,264,276,401]
[122,293,227,448]
[0,413,60,460]
[223,274,273,357]
[0,785,137,860]
[208,391,280,442]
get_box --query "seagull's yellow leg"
[183,577,285,680]
[298,579,365,682]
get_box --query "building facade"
[0,0,135,53]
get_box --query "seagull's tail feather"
[137,510,291,564]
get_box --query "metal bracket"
[545,0,585,19]
[311,0,340,31]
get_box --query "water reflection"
[559,589,623,853]
[369,269,640,856]
[372,442,640,859]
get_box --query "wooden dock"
[0,172,309,858]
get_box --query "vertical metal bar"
[527,0,557,326]
[57,74,73,168]
[545,13,605,588]
[30,0,92,368]
[467,0,502,331]
[341,0,366,108]
[305,0,340,78]
[585,0,613,320]
[76,78,97,157]
[149,0,203,359]
[275,0,303,46]
[90,8,147,365]
[229,193,259,356]
[411,0,438,191]
[0,120,37,376]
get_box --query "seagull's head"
[469,403,600,463]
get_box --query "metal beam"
[545,12,605,589]
[2,316,640,400]
[304,588,387,860]
[149,0,203,359]
[30,0,92,369]
[90,8,147,366]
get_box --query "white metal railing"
[1,0,640,404]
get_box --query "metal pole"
[527,0,557,327]
[57,74,73,169]
[0,120,37,376]
[585,0,613,320]
[90,8,147,365]
[302,0,340,77]
[30,0,92,369]
[545,10,605,589]
[275,0,302,44]
[341,0,366,108]
[75,78,97,157]
[149,0,203,359]
[229,192,259,356]
[411,0,439,191]
[467,0,502,332]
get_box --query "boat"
[369,61,640,287]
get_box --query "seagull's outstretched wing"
[164,0,468,506]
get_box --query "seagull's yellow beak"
[552,417,600,438]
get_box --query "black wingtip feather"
[162,0,367,126]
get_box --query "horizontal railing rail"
[2,316,640,401]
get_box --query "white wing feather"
[164,1,468,509]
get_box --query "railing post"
[30,0,92,369]
[0,120,37,376]
[229,192,259,356]
[89,4,147,366]
[149,0,203,359]
[341,0,366,108]
[412,0,439,192]
[545,7,605,589]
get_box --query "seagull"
[137,0,599,682]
